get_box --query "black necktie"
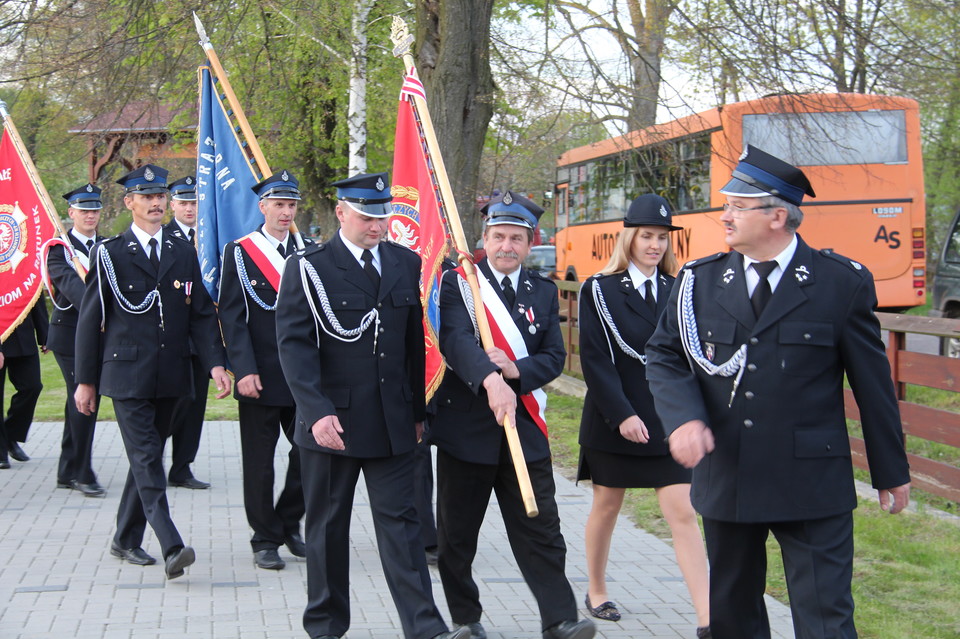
[85,239,94,252]
[148,238,160,272]
[644,279,657,314]
[188,228,196,244]
[751,261,777,318]
[277,242,286,257]
[361,249,380,288]
[501,276,516,308]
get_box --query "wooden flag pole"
[0,100,85,280]
[390,18,538,518]
[192,12,304,250]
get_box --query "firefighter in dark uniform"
[218,169,307,571]
[74,164,231,579]
[163,176,210,489]
[276,172,465,639]
[46,184,105,495]
[430,191,595,639]
[646,146,912,639]
[0,300,48,467]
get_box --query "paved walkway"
[0,420,794,639]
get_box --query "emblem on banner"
[0,203,29,273]
[387,184,421,252]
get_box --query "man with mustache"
[646,146,911,639]
[429,191,595,639]
[74,164,231,579]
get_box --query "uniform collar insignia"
[523,278,533,291]
[794,264,810,282]
[722,267,735,284]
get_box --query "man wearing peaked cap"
[43,184,105,496]
[219,167,308,571]
[646,147,911,638]
[160,176,211,491]
[74,164,232,579]
[430,191,596,639]
[276,171,466,639]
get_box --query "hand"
[879,482,911,514]
[415,421,424,443]
[311,415,345,450]
[485,347,520,379]
[668,419,715,468]
[483,372,517,427]
[618,415,649,444]
[40,345,49,354]
[211,366,232,399]
[237,373,262,399]
[0,352,4,368]
[75,383,97,416]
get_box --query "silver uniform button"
[750,337,759,345]
[744,419,754,428]
[744,391,755,399]
[747,363,757,372]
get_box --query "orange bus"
[554,93,927,310]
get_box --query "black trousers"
[112,397,183,557]
[436,445,577,631]
[237,402,304,551]
[300,448,448,639]
[168,354,208,482]
[53,352,99,484]
[413,436,437,550]
[703,513,856,639]
[0,352,43,450]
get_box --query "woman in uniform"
[577,194,710,638]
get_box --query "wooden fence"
[556,280,960,502]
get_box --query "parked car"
[929,208,960,356]
[524,245,556,279]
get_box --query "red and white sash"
[454,267,548,438]
[237,231,286,291]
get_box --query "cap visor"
[343,200,392,217]
[128,187,169,195]
[719,177,770,198]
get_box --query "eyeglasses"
[722,203,775,217]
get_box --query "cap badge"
[376,176,385,191]
[281,170,289,181]
[502,191,513,205]
[144,167,155,182]
[722,268,735,284]
[185,176,193,185]
[85,184,93,192]
[794,265,810,282]
[659,204,668,218]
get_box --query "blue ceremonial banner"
[195,66,262,300]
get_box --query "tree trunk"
[348,0,373,175]
[415,0,496,250]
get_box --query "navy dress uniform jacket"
[430,260,565,465]
[646,236,910,523]
[46,234,101,356]
[578,270,673,456]
[218,228,312,407]
[1,301,48,358]
[75,228,225,398]
[276,233,426,458]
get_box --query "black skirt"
[577,446,691,488]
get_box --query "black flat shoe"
[110,542,157,566]
[696,626,712,638]
[8,442,28,462]
[584,594,621,622]
[254,548,285,570]
[284,532,306,558]
[169,477,210,490]
[73,480,106,497]
[165,546,196,579]
[0,459,10,469]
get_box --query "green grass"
[11,351,239,422]
[546,391,960,639]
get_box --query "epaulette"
[295,243,324,257]
[103,234,124,244]
[819,248,868,275]
[169,233,191,243]
[384,240,418,256]
[589,271,618,281]
[527,269,554,282]
[680,252,725,270]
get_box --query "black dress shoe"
[165,546,196,579]
[254,548,285,570]
[8,442,28,462]
[73,480,106,497]
[457,622,485,638]
[313,636,341,639]
[434,627,471,639]
[169,477,210,490]
[543,619,596,639]
[696,626,712,638]
[284,532,306,558]
[0,459,10,470]
[110,542,157,566]
[56,480,72,489]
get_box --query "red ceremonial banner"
[389,70,449,402]
[0,128,57,340]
